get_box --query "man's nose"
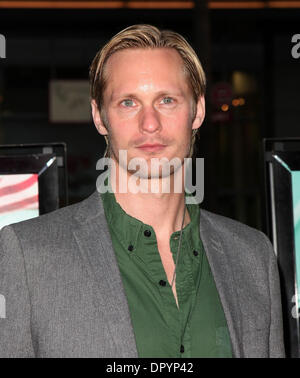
[138,106,162,134]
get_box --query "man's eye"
[161,97,174,104]
[121,99,135,107]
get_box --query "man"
[0,24,284,358]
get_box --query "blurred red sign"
[211,82,233,107]
[211,111,232,123]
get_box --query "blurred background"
[0,0,300,232]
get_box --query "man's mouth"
[136,143,167,152]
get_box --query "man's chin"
[128,169,174,180]
[127,161,181,180]
[114,150,185,178]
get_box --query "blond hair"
[89,24,206,157]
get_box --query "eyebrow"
[110,90,185,102]
[110,93,137,102]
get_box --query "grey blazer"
[0,190,285,358]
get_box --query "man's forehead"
[104,47,185,76]
[108,46,182,60]
[103,47,189,96]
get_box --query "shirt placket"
[170,232,198,358]
[135,226,183,357]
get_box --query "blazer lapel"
[73,191,138,358]
[200,210,243,358]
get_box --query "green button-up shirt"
[101,183,232,358]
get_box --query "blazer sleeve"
[260,231,286,358]
[0,225,35,358]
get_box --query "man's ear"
[91,99,108,136]
[192,95,206,131]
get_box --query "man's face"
[92,47,205,178]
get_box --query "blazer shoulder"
[200,208,274,260]
[200,208,264,237]
[3,190,103,240]
[8,200,80,234]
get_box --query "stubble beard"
[101,112,193,189]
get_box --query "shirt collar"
[100,173,200,254]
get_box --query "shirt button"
[128,245,134,251]
[193,250,199,256]
[144,229,151,237]
[159,280,166,286]
[180,345,184,353]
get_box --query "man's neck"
[109,164,190,238]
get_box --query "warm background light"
[232,98,246,107]
[0,0,300,9]
[221,104,229,112]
